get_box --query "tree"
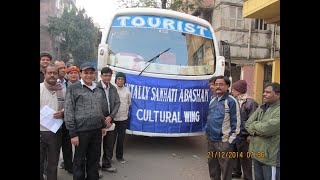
[170,0,203,13]
[47,5,99,65]
[117,0,160,8]
[116,0,203,13]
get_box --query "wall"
[40,0,58,57]
[241,65,255,97]
[213,2,273,60]
[40,0,69,59]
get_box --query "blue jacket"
[206,91,241,145]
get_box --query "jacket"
[238,96,258,135]
[97,81,120,122]
[64,81,107,138]
[114,85,131,121]
[206,91,241,145]
[245,101,280,167]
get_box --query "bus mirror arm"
[139,48,171,75]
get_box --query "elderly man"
[231,80,258,180]
[53,60,74,173]
[66,66,80,84]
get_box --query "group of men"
[40,51,280,180]
[206,76,280,180]
[40,52,131,180]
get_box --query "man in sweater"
[231,80,258,180]
[97,67,120,173]
[245,82,280,180]
[113,72,131,164]
[64,63,108,180]
[40,64,64,180]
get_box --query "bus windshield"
[106,16,216,76]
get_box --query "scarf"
[237,93,248,108]
[43,80,64,110]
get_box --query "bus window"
[106,19,215,76]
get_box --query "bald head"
[54,60,66,79]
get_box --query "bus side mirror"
[215,56,225,76]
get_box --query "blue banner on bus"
[125,73,211,134]
[112,15,213,39]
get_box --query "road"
[58,134,244,180]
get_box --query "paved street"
[58,134,245,180]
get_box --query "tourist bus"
[97,8,226,137]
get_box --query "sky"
[76,0,119,28]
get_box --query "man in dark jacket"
[231,80,258,180]
[97,67,120,174]
[64,63,108,180]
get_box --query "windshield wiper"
[138,48,171,75]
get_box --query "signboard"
[112,15,213,39]
[125,73,211,134]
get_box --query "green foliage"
[116,0,203,14]
[169,0,203,13]
[47,6,99,65]
[117,0,160,8]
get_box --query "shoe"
[117,158,126,164]
[231,173,242,178]
[99,169,103,178]
[101,166,117,173]
[66,169,73,174]
[59,161,65,169]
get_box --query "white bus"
[98,8,226,137]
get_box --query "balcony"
[243,0,280,24]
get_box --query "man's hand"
[105,116,112,127]
[53,110,64,119]
[246,135,252,143]
[102,128,107,137]
[71,136,79,146]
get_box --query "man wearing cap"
[113,72,131,164]
[66,66,80,85]
[231,80,258,180]
[64,63,108,180]
[96,67,120,173]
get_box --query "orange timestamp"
[207,151,265,158]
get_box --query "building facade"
[243,0,280,104]
[189,0,279,98]
[40,0,76,59]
